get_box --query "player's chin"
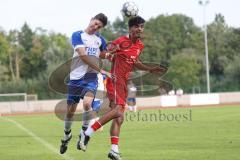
[136,33,142,39]
[90,28,98,34]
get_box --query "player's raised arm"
[76,48,111,77]
[99,51,114,59]
[134,58,153,71]
[99,40,120,60]
[134,58,167,73]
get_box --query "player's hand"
[110,45,119,53]
[149,66,167,74]
[107,43,120,54]
[105,52,114,61]
[100,69,115,79]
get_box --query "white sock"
[63,128,72,140]
[82,108,94,127]
[133,105,137,112]
[82,119,90,132]
[64,118,73,132]
[85,127,94,137]
[89,117,99,126]
[64,132,72,140]
[128,105,133,111]
[111,144,119,153]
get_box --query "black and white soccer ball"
[121,2,139,18]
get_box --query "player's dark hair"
[128,16,145,28]
[93,13,108,27]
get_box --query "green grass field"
[0,106,240,160]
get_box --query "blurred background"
[1,1,240,160]
[0,0,239,99]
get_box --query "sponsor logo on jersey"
[86,47,98,56]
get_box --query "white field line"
[1,117,74,160]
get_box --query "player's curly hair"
[93,13,108,27]
[128,16,145,28]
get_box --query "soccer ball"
[121,2,139,18]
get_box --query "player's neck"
[84,28,94,35]
[129,35,138,43]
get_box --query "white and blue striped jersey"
[70,30,107,80]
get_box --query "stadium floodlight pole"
[199,0,210,93]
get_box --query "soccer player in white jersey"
[60,13,111,154]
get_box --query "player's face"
[88,19,104,34]
[129,23,144,39]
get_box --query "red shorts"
[106,78,127,106]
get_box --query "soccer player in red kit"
[79,16,165,160]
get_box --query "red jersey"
[106,35,144,106]
[111,35,144,80]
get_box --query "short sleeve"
[71,31,84,50]
[99,36,107,51]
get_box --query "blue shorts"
[67,73,98,105]
[127,98,136,103]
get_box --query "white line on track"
[1,117,74,160]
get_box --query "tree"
[0,32,9,63]
[223,55,240,91]
[46,32,72,64]
[100,23,118,41]
[207,14,230,79]
[20,35,47,78]
[16,24,48,78]
[227,28,240,59]
[142,14,202,65]
[0,33,10,81]
[165,49,201,92]
[7,30,25,81]
[112,16,128,36]
[19,22,33,52]
[0,63,9,81]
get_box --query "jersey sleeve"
[71,31,85,50]
[108,37,123,52]
[99,36,107,51]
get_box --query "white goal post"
[0,93,27,102]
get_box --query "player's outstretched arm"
[99,42,119,60]
[149,66,167,74]
[134,59,153,71]
[134,59,167,74]
[99,51,114,60]
[76,48,112,77]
